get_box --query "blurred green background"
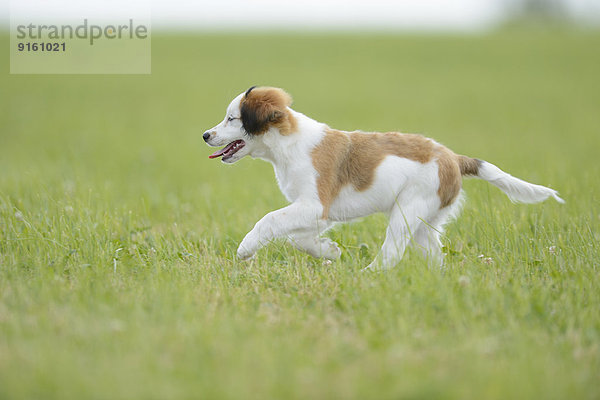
[1,30,599,399]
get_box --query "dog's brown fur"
[436,147,462,208]
[240,87,297,135]
[311,129,480,216]
[312,129,433,218]
[458,156,481,176]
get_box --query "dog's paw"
[236,243,255,260]
[317,238,342,260]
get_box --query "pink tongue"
[208,142,236,159]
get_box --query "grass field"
[1,30,599,399]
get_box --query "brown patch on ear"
[312,129,436,218]
[240,87,297,135]
[276,109,297,135]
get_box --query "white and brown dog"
[204,86,564,270]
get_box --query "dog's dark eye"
[227,116,237,122]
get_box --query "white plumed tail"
[477,161,565,204]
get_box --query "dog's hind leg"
[411,221,444,267]
[411,193,463,267]
[364,192,438,271]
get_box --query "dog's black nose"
[203,132,211,142]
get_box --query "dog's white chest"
[273,165,312,202]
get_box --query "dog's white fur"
[204,88,564,270]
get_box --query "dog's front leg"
[287,221,341,260]
[237,201,323,260]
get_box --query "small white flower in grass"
[458,275,470,287]
[128,244,138,255]
[477,254,493,264]
[14,211,24,221]
[322,259,332,267]
[64,205,74,213]
[548,246,557,255]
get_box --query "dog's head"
[204,86,296,163]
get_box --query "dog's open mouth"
[208,139,245,160]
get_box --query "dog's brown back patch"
[311,129,437,218]
[312,129,478,216]
[240,87,297,135]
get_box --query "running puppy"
[204,87,564,270]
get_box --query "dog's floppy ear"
[241,87,293,135]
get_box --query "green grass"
[1,31,599,399]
